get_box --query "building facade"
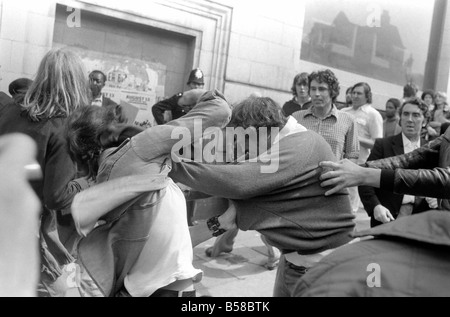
[1,0,450,123]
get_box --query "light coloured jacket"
[71,90,231,296]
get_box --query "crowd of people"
[0,46,450,297]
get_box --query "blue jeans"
[273,254,309,297]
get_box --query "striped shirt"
[292,105,360,160]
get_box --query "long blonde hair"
[22,48,91,121]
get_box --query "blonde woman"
[0,47,92,296]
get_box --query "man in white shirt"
[342,82,383,213]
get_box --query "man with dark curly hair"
[292,69,359,163]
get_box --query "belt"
[284,238,361,269]
[284,248,334,269]
[150,289,196,297]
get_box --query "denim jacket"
[73,90,231,296]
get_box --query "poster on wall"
[301,0,435,88]
[56,45,167,127]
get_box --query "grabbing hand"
[319,159,365,196]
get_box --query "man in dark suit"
[359,97,436,227]
[89,70,127,123]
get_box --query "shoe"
[264,256,280,270]
[205,246,233,258]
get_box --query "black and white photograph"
[0,0,449,301]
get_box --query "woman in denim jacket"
[67,89,235,297]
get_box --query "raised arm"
[151,94,180,125]
[133,89,232,162]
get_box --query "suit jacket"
[359,133,427,227]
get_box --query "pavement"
[193,208,371,297]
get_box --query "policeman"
[152,68,205,125]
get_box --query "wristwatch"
[206,216,226,237]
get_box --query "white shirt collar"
[402,133,420,153]
[92,95,103,107]
[273,116,307,145]
[356,104,371,113]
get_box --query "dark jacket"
[151,93,194,125]
[359,133,428,227]
[0,104,87,279]
[171,128,355,254]
[294,210,450,297]
[0,91,13,116]
[367,127,450,210]
[282,98,311,117]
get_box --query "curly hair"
[308,69,340,101]
[65,106,114,179]
[66,105,144,179]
